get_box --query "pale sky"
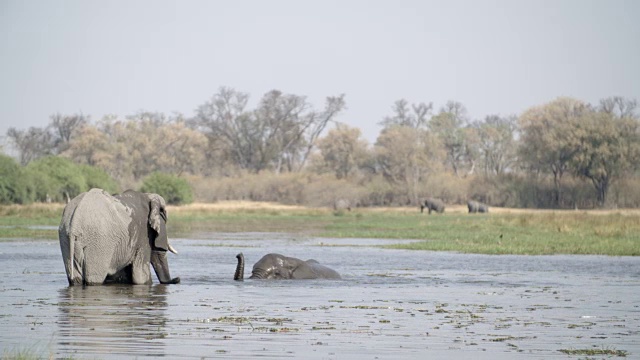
[1,0,639,144]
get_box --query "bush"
[140,172,193,205]
[24,156,88,202]
[0,154,30,204]
[8,156,121,204]
[80,165,119,194]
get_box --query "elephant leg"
[79,247,113,285]
[82,261,110,285]
[68,246,85,286]
[132,254,152,285]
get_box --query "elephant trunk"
[234,253,245,281]
[151,250,180,284]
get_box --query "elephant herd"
[57,189,341,286]
[57,189,488,286]
[420,198,489,214]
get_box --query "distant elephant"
[58,188,180,286]
[420,197,445,214]
[333,198,351,212]
[467,200,489,213]
[234,253,341,280]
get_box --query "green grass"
[1,203,639,256]
[168,208,640,255]
[0,204,63,240]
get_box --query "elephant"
[234,253,341,280]
[420,197,445,214]
[58,188,180,286]
[467,200,489,213]
[333,198,351,212]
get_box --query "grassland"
[1,201,638,256]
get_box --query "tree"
[599,96,637,118]
[192,87,346,173]
[64,123,112,168]
[379,99,433,129]
[6,127,54,165]
[428,101,475,177]
[571,110,640,206]
[312,123,369,179]
[154,120,208,176]
[474,115,518,176]
[518,97,590,207]
[49,113,89,154]
[375,126,443,204]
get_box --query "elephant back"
[62,189,131,240]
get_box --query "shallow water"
[1,234,639,359]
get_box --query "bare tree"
[192,87,345,173]
[6,127,54,165]
[599,96,637,119]
[49,113,89,153]
[428,101,474,177]
[379,99,433,129]
[474,115,518,176]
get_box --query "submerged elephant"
[58,188,180,286]
[467,200,489,213]
[234,253,341,280]
[420,197,445,214]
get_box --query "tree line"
[2,87,639,209]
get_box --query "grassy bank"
[1,202,638,256]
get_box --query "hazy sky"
[1,0,639,143]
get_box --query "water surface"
[1,235,638,359]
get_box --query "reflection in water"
[57,285,169,358]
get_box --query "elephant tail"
[234,253,245,281]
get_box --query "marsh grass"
[1,202,638,255]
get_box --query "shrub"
[0,154,30,204]
[140,172,193,205]
[24,156,87,202]
[79,165,119,194]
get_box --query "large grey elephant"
[234,253,341,280]
[58,188,180,286]
[420,197,445,214]
[467,200,489,213]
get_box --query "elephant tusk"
[168,244,178,254]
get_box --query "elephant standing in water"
[420,197,445,214]
[58,189,180,286]
[467,200,489,213]
[234,253,341,280]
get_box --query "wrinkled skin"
[58,188,180,286]
[420,197,445,214]
[234,253,341,280]
[467,200,489,213]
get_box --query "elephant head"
[234,253,341,280]
[146,193,179,283]
[59,189,180,286]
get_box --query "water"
[1,234,639,359]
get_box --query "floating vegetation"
[488,335,528,342]
[558,347,628,357]
[312,326,336,330]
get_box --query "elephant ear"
[147,193,169,251]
